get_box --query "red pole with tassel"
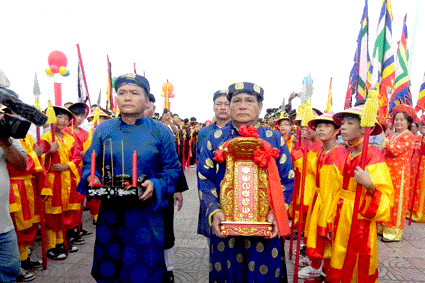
[293,139,308,282]
[341,128,371,282]
[35,130,47,269]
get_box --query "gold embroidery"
[207,140,212,151]
[236,253,243,263]
[203,164,209,170]
[235,82,244,90]
[214,130,222,139]
[198,172,207,180]
[206,158,214,169]
[279,154,287,164]
[123,73,136,79]
[280,136,285,147]
[253,84,261,94]
[216,163,220,173]
[248,261,255,272]
[266,130,273,138]
[288,170,295,179]
[256,242,264,252]
[228,238,235,248]
[215,262,222,272]
[211,189,218,198]
[217,241,225,252]
[244,239,251,249]
[271,247,278,258]
[275,268,280,278]
[227,260,231,269]
[198,190,203,200]
[259,265,268,275]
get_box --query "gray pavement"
[28,167,425,282]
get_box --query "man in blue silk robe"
[197,82,294,283]
[77,73,181,283]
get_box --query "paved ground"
[28,167,425,282]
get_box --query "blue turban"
[114,73,150,95]
[227,82,264,102]
[213,89,228,102]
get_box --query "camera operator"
[0,111,28,283]
[0,69,47,282]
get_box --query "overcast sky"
[1,0,423,122]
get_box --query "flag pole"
[107,55,114,111]
[33,73,48,269]
[293,100,314,282]
[76,44,91,107]
[408,0,420,77]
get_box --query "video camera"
[0,110,31,139]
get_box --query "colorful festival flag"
[370,0,395,119]
[344,0,370,109]
[389,14,412,113]
[325,77,333,113]
[415,72,425,112]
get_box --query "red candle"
[132,151,137,187]
[90,150,96,185]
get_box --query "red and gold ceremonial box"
[219,137,272,237]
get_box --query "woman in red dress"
[381,104,416,242]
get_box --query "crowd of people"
[1,68,425,283]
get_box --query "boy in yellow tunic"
[39,106,82,260]
[289,110,322,240]
[298,112,347,279]
[9,134,52,272]
[328,105,394,282]
[274,111,295,153]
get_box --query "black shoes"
[17,268,35,282]
[46,248,67,260]
[58,244,79,253]
[80,229,92,236]
[47,243,78,260]
[21,258,42,270]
